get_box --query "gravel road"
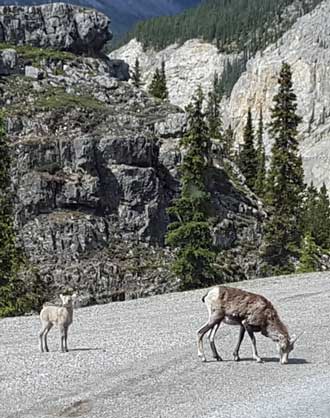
[1,272,330,418]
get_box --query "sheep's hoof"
[255,357,264,363]
[214,355,223,362]
[233,355,240,362]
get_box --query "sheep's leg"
[233,325,245,361]
[39,322,52,353]
[197,313,223,362]
[208,323,222,361]
[59,325,66,353]
[244,323,263,363]
[63,326,69,352]
[43,324,52,352]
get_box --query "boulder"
[0,3,112,55]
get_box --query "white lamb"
[39,293,77,353]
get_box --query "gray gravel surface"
[1,272,330,418]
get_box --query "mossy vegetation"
[0,42,75,65]
[34,88,108,112]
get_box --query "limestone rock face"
[0,3,111,55]
[227,1,330,189]
[110,38,235,108]
[112,2,330,190]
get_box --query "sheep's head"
[60,293,77,307]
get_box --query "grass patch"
[0,42,76,64]
[35,88,107,112]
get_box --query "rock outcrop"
[1,45,263,306]
[0,4,267,306]
[0,3,111,55]
[228,0,330,190]
[110,38,236,108]
[112,1,330,190]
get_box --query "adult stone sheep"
[39,293,77,353]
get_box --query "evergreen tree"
[254,108,266,197]
[159,59,168,100]
[238,108,258,190]
[132,57,142,88]
[263,62,305,272]
[297,231,320,273]
[0,114,45,317]
[222,125,235,160]
[302,182,318,236]
[166,88,217,290]
[0,115,17,287]
[205,74,222,139]
[148,60,168,100]
[313,183,330,249]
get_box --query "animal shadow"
[70,347,105,352]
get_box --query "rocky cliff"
[1,5,264,307]
[228,0,330,190]
[0,3,111,55]
[3,0,202,38]
[112,0,330,190]
[110,38,236,109]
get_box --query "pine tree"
[0,115,17,288]
[313,183,330,249]
[254,108,266,197]
[148,67,162,98]
[263,62,305,272]
[0,114,46,317]
[132,57,142,88]
[205,75,222,139]
[0,114,21,316]
[302,182,318,235]
[166,88,217,290]
[159,59,168,100]
[297,231,320,273]
[222,125,235,160]
[238,108,258,190]
[148,60,168,100]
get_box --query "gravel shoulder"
[1,272,330,418]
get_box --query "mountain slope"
[122,0,323,51]
[1,0,202,37]
[228,0,330,189]
[113,1,330,191]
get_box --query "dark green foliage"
[122,0,323,53]
[205,73,222,139]
[314,183,330,249]
[0,114,17,288]
[222,125,235,160]
[254,108,266,197]
[263,63,305,272]
[297,231,321,273]
[132,57,142,88]
[217,56,248,97]
[0,114,45,317]
[148,60,168,100]
[166,88,217,290]
[238,109,258,191]
[303,182,330,250]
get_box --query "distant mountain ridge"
[1,0,202,37]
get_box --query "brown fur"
[198,286,295,364]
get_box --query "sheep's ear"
[60,294,65,304]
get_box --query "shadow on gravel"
[204,357,309,364]
[70,348,105,352]
[262,357,309,364]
